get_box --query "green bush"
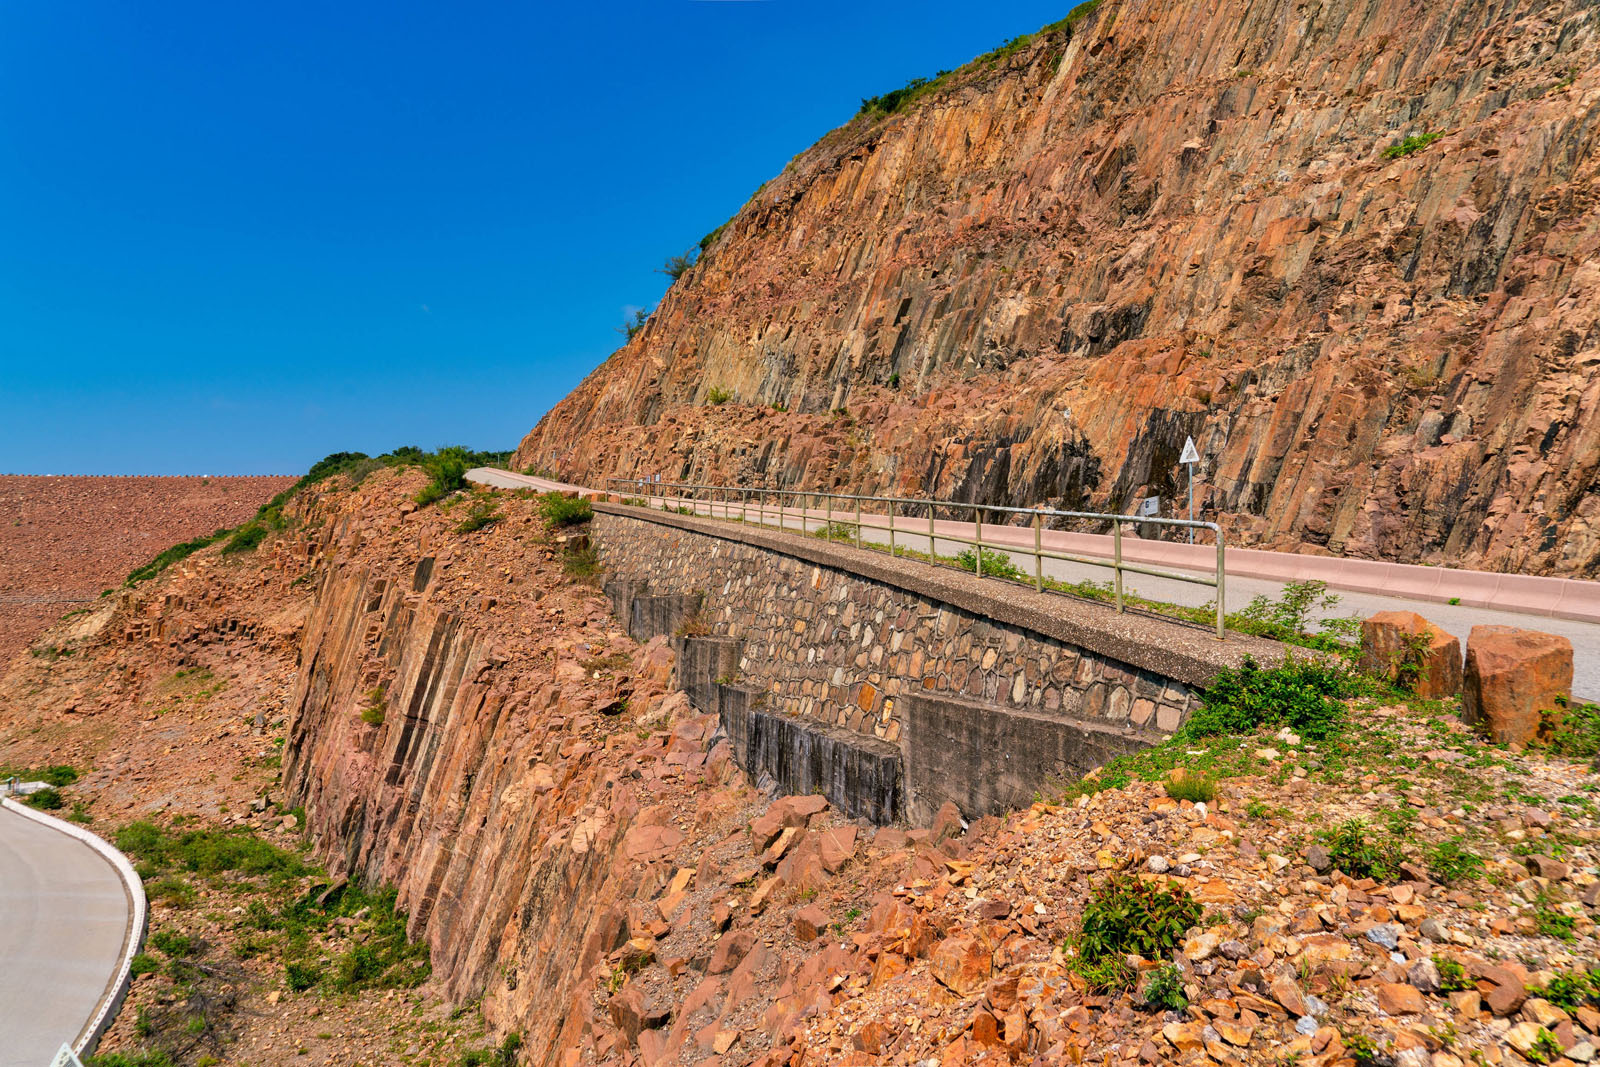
[1425,837,1484,885]
[149,929,198,957]
[87,1052,176,1067]
[1547,697,1600,758]
[414,447,473,507]
[706,386,733,405]
[129,953,161,977]
[1435,955,1472,992]
[1164,772,1216,804]
[285,960,323,992]
[1142,962,1188,1011]
[1384,132,1442,159]
[25,787,63,810]
[459,1033,523,1067]
[563,544,600,579]
[1534,971,1599,1010]
[659,250,697,280]
[220,521,268,555]
[1073,874,1201,988]
[539,493,593,527]
[1226,580,1356,650]
[1185,656,1352,741]
[455,497,503,534]
[954,547,1025,580]
[1318,818,1406,881]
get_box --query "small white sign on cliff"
[1179,435,1200,542]
[1179,436,1200,465]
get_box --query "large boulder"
[1357,611,1462,698]
[1461,625,1574,745]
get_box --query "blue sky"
[1,1,1066,474]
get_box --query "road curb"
[1,796,148,1057]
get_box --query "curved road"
[0,804,132,1067]
[470,469,1600,700]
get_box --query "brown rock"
[1461,626,1574,744]
[819,825,858,873]
[708,929,754,974]
[794,904,828,942]
[930,935,992,996]
[623,824,685,863]
[609,983,670,1041]
[930,801,964,843]
[1359,611,1462,698]
[1526,854,1570,881]
[1375,983,1427,1015]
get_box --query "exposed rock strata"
[516,0,1600,577]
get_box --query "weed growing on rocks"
[1071,873,1202,989]
[953,546,1025,579]
[1185,656,1354,741]
[1141,963,1188,1011]
[1317,818,1406,881]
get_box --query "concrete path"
[0,804,132,1066]
[465,470,1600,699]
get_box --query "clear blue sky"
[1,1,1066,475]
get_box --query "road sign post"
[1179,435,1200,543]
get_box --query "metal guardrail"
[603,478,1228,639]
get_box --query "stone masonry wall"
[593,508,1206,751]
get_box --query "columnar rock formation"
[516,0,1600,578]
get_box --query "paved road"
[465,470,1600,700]
[0,805,132,1067]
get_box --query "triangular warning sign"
[1179,436,1200,465]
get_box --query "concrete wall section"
[903,693,1150,824]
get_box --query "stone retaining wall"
[594,505,1283,822]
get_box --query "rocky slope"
[11,472,1600,1067]
[0,474,294,661]
[515,0,1600,578]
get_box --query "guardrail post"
[973,507,983,577]
[1033,511,1043,593]
[928,501,936,559]
[854,496,862,549]
[1113,519,1125,613]
[1215,530,1227,641]
[888,499,896,555]
[825,492,832,537]
[801,492,808,536]
[759,490,765,528]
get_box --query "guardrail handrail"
[603,477,1228,640]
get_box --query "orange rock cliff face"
[515,0,1600,578]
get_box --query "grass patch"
[454,496,503,534]
[1384,132,1443,159]
[1164,771,1216,804]
[116,820,310,884]
[540,492,593,527]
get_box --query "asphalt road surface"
[0,805,131,1067]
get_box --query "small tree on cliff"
[616,307,650,341]
[657,248,698,281]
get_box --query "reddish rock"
[930,801,965,844]
[1375,983,1426,1015]
[818,825,858,873]
[609,983,671,1041]
[930,935,992,996]
[708,929,755,975]
[793,904,829,942]
[1358,611,1462,698]
[1462,626,1574,744]
[623,824,685,863]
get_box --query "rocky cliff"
[515,0,1600,578]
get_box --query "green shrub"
[954,547,1025,580]
[149,929,198,957]
[220,521,268,555]
[87,1052,176,1067]
[1185,656,1351,741]
[1434,956,1472,992]
[414,447,474,507]
[706,386,733,405]
[454,497,503,534]
[126,529,230,584]
[1547,697,1600,758]
[285,960,323,992]
[115,821,308,881]
[539,493,593,527]
[459,1033,523,1067]
[1534,971,1597,1010]
[617,308,650,341]
[1164,772,1216,804]
[1073,874,1202,988]
[659,250,697,280]
[1142,962,1188,1011]
[25,787,63,810]
[812,522,857,542]
[129,952,161,977]
[1425,837,1484,885]
[1318,818,1406,881]
[1384,132,1442,159]
[563,544,600,579]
